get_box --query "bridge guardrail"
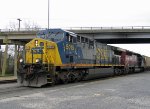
[1,26,150,32]
[0,28,46,32]
[66,26,150,30]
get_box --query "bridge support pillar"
[14,44,18,76]
[2,44,8,76]
[23,45,25,62]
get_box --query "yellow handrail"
[43,49,54,71]
[43,49,50,71]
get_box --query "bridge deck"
[66,26,150,33]
[0,26,150,44]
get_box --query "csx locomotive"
[17,29,150,87]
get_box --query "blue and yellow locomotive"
[18,29,143,87]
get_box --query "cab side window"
[77,35,80,42]
[67,35,73,43]
[85,38,89,44]
[73,37,77,43]
[81,37,85,43]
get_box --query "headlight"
[19,58,23,63]
[36,59,40,63]
[35,40,38,46]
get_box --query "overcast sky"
[0,0,150,56]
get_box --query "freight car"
[17,29,150,87]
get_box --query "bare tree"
[4,20,41,56]
[8,45,15,56]
[6,20,41,31]
[24,21,40,30]
[5,22,18,31]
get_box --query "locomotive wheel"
[76,72,83,82]
[125,68,129,74]
[122,69,127,75]
[58,72,69,84]
[61,75,69,84]
[118,69,122,75]
[114,68,120,75]
[68,72,78,83]
[115,68,124,75]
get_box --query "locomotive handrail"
[43,50,49,71]
[43,49,54,71]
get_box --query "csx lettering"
[96,48,108,59]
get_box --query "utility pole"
[15,18,22,76]
[48,0,50,29]
[17,18,22,31]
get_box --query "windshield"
[32,47,43,54]
[37,32,64,42]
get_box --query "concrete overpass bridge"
[0,26,150,76]
[67,26,150,44]
[1,26,150,44]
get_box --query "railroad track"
[0,71,148,100]
[0,80,17,84]
[0,85,26,94]
[0,76,17,84]
[0,83,32,99]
